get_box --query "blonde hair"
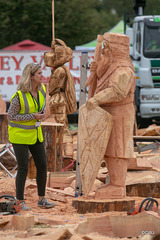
[17,63,42,92]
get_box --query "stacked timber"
[63,134,73,157]
[72,130,78,161]
[126,124,160,197]
[62,129,78,171]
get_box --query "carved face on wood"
[102,41,110,55]
[44,39,73,68]
[103,33,130,46]
[51,39,73,68]
[102,33,130,59]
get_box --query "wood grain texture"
[78,104,113,197]
[42,123,64,172]
[72,197,135,214]
[0,114,8,144]
[127,182,160,198]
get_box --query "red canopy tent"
[2,39,51,50]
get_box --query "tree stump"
[41,122,64,172]
[126,182,160,198]
[72,197,135,214]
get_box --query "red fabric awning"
[2,39,51,50]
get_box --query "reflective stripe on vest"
[21,91,29,114]
[41,87,46,111]
[9,84,46,130]
[8,121,37,129]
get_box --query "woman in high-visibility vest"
[7,62,56,210]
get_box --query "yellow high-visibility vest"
[8,84,46,144]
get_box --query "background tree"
[0,0,160,50]
[0,0,52,48]
[54,0,121,48]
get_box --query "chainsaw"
[127,197,159,215]
[0,195,22,215]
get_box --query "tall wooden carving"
[44,1,77,133]
[80,32,136,199]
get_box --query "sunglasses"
[31,62,40,70]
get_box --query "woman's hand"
[34,111,46,121]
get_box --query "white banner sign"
[0,50,94,102]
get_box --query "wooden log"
[41,122,64,172]
[72,197,135,214]
[126,182,160,198]
[0,114,8,144]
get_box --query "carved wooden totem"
[44,39,77,132]
[79,33,136,199]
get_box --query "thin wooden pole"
[52,0,54,43]
[75,52,88,197]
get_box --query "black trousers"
[12,141,47,200]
